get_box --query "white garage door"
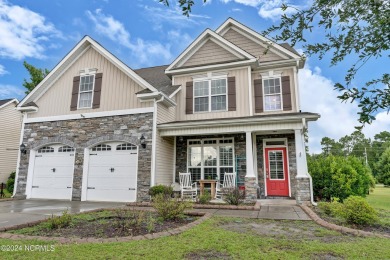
[31,145,75,200]
[85,142,138,202]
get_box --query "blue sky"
[0,0,389,153]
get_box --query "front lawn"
[1,217,390,259]
[366,185,390,228]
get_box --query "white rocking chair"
[215,172,237,199]
[179,172,198,201]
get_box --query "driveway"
[0,199,125,229]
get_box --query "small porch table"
[198,179,217,199]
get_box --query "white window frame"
[260,70,283,112]
[193,75,228,113]
[77,68,97,110]
[187,138,235,181]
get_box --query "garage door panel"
[30,145,74,200]
[86,189,136,202]
[89,154,137,167]
[86,142,138,202]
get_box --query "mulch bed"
[10,209,198,238]
[313,207,390,236]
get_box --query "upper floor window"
[194,78,227,112]
[78,74,95,109]
[263,77,282,111]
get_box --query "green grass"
[1,217,390,259]
[367,185,390,227]
[0,189,11,199]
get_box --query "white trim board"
[25,107,154,123]
[0,98,18,109]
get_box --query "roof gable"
[18,36,158,107]
[216,18,301,61]
[0,98,18,109]
[166,29,256,73]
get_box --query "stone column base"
[296,177,311,205]
[244,177,257,203]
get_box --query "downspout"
[151,95,164,187]
[308,174,317,206]
[301,119,317,206]
[13,112,26,197]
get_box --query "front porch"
[158,113,318,205]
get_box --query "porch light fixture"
[239,134,244,141]
[140,134,146,149]
[178,136,184,142]
[20,143,27,154]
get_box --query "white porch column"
[245,131,255,177]
[295,129,308,177]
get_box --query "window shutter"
[254,79,263,113]
[281,76,292,111]
[227,77,236,111]
[186,81,193,114]
[70,76,80,111]
[92,73,103,109]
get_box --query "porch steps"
[258,199,296,206]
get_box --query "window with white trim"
[187,139,234,183]
[263,77,282,111]
[194,78,227,112]
[78,74,95,109]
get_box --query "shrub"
[308,155,374,201]
[6,172,15,193]
[149,185,173,198]
[223,188,245,205]
[47,210,72,229]
[114,208,146,234]
[152,194,192,220]
[339,196,378,225]
[198,190,211,204]
[317,199,343,217]
[376,147,390,186]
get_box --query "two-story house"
[14,18,319,204]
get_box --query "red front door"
[265,147,289,197]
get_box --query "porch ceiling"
[158,112,319,137]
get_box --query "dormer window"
[78,74,95,109]
[194,78,227,113]
[263,77,282,111]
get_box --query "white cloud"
[0,64,7,75]
[219,0,299,20]
[86,9,172,66]
[0,84,25,99]
[141,4,210,30]
[0,0,60,60]
[299,62,390,153]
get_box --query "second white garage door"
[85,142,138,202]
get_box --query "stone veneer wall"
[295,177,311,204]
[256,134,297,199]
[15,113,153,201]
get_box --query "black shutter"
[281,76,292,111]
[227,77,236,111]
[254,79,263,113]
[92,73,103,109]
[70,76,80,111]
[186,81,193,114]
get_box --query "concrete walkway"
[0,199,310,229]
[191,199,311,220]
[0,199,125,229]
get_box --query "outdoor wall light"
[20,143,27,154]
[239,134,245,141]
[140,134,146,149]
[178,136,184,142]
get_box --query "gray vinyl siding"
[222,28,286,63]
[29,47,152,118]
[0,102,22,183]
[155,102,176,185]
[181,40,239,68]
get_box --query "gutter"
[16,106,38,112]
